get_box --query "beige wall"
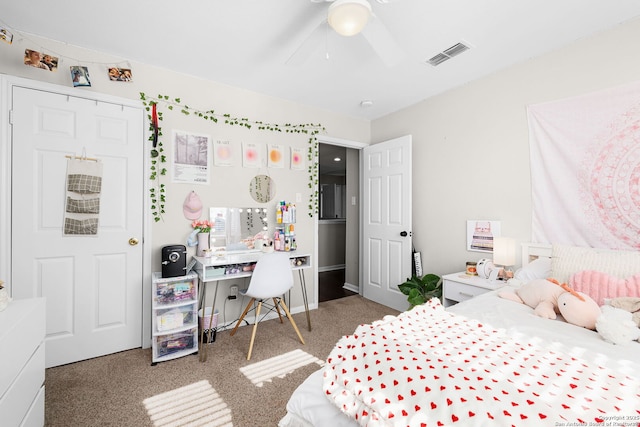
[4,16,640,307]
[0,33,370,322]
[345,148,359,288]
[371,17,640,277]
[318,221,346,269]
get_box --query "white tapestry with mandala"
[527,81,640,250]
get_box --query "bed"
[279,243,640,427]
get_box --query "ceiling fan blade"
[286,19,329,66]
[361,15,405,67]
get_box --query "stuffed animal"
[596,305,640,345]
[608,297,640,327]
[499,278,601,329]
[260,238,274,253]
[253,231,270,251]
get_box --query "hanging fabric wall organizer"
[63,153,103,236]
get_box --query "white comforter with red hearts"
[322,298,640,427]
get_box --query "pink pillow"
[569,270,640,306]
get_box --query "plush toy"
[260,238,274,253]
[596,305,640,345]
[253,231,270,251]
[608,297,640,327]
[499,278,601,330]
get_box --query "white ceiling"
[3,0,640,120]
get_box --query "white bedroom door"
[362,135,412,312]
[10,86,144,368]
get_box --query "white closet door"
[11,86,144,367]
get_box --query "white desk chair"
[230,252,305,360]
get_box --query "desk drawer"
[444,280,489,304]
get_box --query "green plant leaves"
[139,92,326,221]
[398,274,442,309]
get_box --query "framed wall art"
[466,220,501,253]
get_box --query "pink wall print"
[527,81,640,250]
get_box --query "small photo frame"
[243,142,262,168]
[267,144,284,168]
[213,140,234,166]
[290,147,305,170]
[466,220,501,253]
[107,67,132,82]
[70,66,91,87]
[0,27,13,44]
[24,49,58,72]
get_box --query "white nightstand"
[442,272,505,307]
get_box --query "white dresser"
[0,298,46,426]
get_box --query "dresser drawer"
[0,299,45,398]
[443,279,490,304]
[0,342,45,426]
[21,384,45,427]
[0,298,45,426]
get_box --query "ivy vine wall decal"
[139,92,325,222]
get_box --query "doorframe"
[315,135,367,303]
[0,74,153,348]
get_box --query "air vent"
[426,42,471,66]
[427,53,450,66]
[443,42,470,57]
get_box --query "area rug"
[44,295,399,427]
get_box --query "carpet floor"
[45,295,399,427]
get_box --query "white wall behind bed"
[371,17,640,276]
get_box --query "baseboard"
[318,264,345,273]
[343,282,358,293]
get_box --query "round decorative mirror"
[249,174,275,203]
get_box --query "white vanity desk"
[192,251,312,362]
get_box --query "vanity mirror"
[249,174,275,203]
[209,207,269,252]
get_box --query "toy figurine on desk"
[260,238,274,253]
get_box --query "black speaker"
[161,245,187,278]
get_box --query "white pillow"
[551,243,640,283]
[514,257,551,281]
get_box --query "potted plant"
[398,273,443,309]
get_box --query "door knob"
[400,231,408,237]
[129,237,139,246]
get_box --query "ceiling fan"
[287,0,404,67]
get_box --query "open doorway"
[318,143,359,302]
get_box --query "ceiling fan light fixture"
[328,0,372,37]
